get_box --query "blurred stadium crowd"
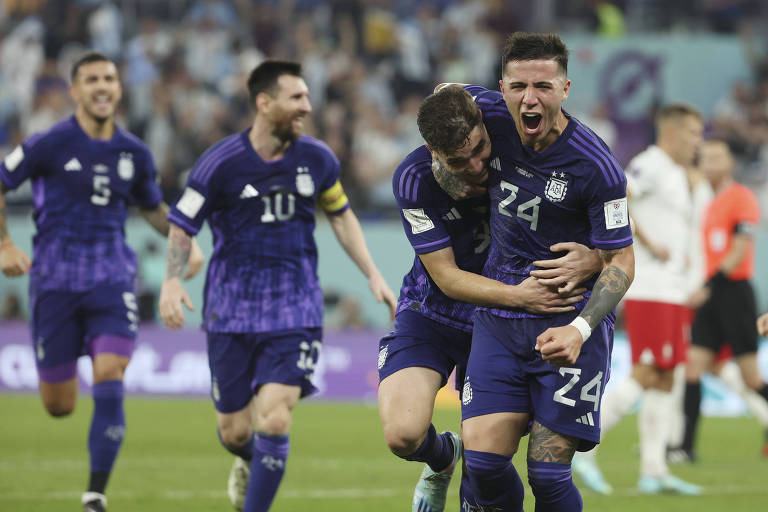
[1,0,768,219]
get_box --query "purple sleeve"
[586,170,633,249]
[0,139,40,190]
[131,149,163,208]
[396,190,452,255]
[168,176,212,236]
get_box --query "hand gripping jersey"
[169,131,349,333]
[0,116,162,291]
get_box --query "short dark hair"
[501,32,569,76]
[417,87,482,156]
[247,59,303,106]
[71,51,112,82]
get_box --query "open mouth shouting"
[521,112,543,135]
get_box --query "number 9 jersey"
[168,131,348,333]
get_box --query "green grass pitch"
[1,394,766,511]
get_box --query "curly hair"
[417,87,482,156]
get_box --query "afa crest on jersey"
[296,167,314,197]
[118,152,134,181]
[545,171,568,202]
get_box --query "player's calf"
[528,460,583,511]
[464,449,524,509]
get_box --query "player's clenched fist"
[0,239,31,277]
[535,325,585,367]
[159,277,195,330]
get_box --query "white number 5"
[91,176,111,206]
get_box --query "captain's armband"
[319,180,349,214]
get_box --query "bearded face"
[264,75,312,142]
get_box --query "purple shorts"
[30,281,138,383]
[207,327,323,413]
[378,310,472,391]
[461,312,613,451]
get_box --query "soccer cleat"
[412,431,461,512]
[571,456,613,495]
[227,456,250,511]
[638,474,702,495]
[81,492,107,512]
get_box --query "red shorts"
[624,300,691,370]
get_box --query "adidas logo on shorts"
[377,345,388,369]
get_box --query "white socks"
[580,377,644,460]
[639,389,674,478]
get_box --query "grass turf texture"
[0,394,766,511]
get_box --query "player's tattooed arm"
[431,160,486,200]
[145,203,204,278]
[159,223,196,329]
[527,422,579,463]
[165,224,192,280]
[579,245,635,329]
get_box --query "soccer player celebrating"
[677,139,768,461]
[420,33,634,511]
[158,60,396,512]
[380,86,603,512]
[0,52,203,512]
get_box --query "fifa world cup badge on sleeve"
[403,208,435,234]
[603,197,629,229]
[177,187,206,218]
[3,145,23,172]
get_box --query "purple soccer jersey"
[393,146,490,332]
[465,85,633,320]
[0,116,162,291]
[169,131,347,333]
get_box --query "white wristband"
[569,316,591,343]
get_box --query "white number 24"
[553,368,603,412]
[498,180,541,231]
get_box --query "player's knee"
[382,422,425,456]
[256,408,292,436]
[42,397,75,417]
[219,424,253,450]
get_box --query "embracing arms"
[536,244,635,366]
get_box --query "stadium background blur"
[1,1,768,511]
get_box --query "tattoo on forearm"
[580,263,631,329]
[432,160,470,200]
[527,422,578,463]
[166,228,191,278]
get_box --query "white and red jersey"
[624,145,693,304]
